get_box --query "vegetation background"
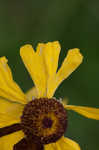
[0,0,99,150]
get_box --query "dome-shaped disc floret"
[21,98,67,144]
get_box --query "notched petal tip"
[46,41,61,50]
[51,41,60,46]
[52,41,61,52]
[20,43,47,98]
[20,44,34,56]
[0,56,8,63]
[20,44,33,49]
[46,47,83,98]
[37,41,60,54]
[67,48,83,65]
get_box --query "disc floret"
[21,98,67,144]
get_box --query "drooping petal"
[0,131,24,150]
[0,98,24,128]
[47,49,83,98]
[64,105,99,120]
[20,45,47,98]
[26,87,38,101]
[0,57,26,104]
[44,143,56,150]
[57,136,81,150]
[37,41,61,77]
[45,136,81,150]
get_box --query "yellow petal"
[57,136,81,150]
[20,45,47,98]
[36,43,45,54]
[44,143,56,150]
[0,98,24,128]
[47,49,83,98]
[37,41,61,98]
[45,136,81,150]
[57,48,83,84]
[64,105,99,120]
[0,131,24,150]
[62,98,69,105]
[37,41,61,76]
[0,57,26,104]
[26,87,38,101]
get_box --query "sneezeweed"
[0,41,99,150]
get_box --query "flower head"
[0,41,99,150]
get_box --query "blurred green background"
[0,0,99,150]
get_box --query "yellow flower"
[0,41,99,150]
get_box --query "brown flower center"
[42,117,53,129]
[21,98,67,144]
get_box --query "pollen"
[21,98,67,144]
